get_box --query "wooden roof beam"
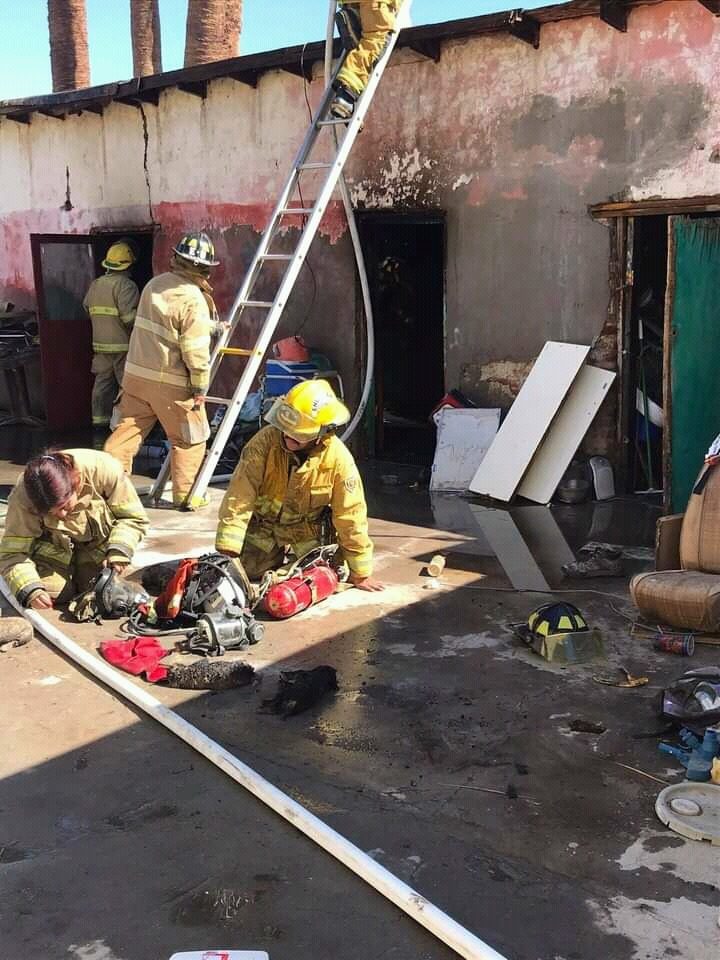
[507,9,540,49]
[406,38,442,62]
[282,60,315,82]
[116,88,160,109]
[600,0,629,31]
[228,69,259,88]
[178,80,208,99]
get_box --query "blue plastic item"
[264,360,318,397]
[659,743,690,765]
[660,728,720,782]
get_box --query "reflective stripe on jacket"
[83,273,139,354]
[216,426,373,577]
[124,269,213,392]
[0,449,149,603]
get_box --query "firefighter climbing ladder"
[150,0,410,504]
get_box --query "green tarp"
[671,216,720,512]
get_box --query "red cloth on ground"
[99,637,169,682]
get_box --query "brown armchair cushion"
[680,463,720,572]
[630,570,720,632]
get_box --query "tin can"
[653,632,695,656]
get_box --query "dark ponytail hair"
[23,451,80,514]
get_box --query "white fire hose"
[2,577,508,960]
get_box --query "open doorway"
[31,229,154,431]
[626,216,666,493]
[359,213,445,464]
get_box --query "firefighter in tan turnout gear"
[104,232,220,509]
[0,449,148,609]
[216,379,384,592]
[83,241,140,428]
[331,0,400,119]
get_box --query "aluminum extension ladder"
[150,1,409,504]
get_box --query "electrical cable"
[324,0,377,443]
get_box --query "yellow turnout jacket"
[216,426,373,577]
[124,268,214,393]
[83,272,139,354]
[0,449,148,603]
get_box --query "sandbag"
[630,569,720,632]
[680,463,720,573]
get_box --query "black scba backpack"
[662,667,720,729]
[131,552,265,656]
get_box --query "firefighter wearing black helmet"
[105,232,221,509]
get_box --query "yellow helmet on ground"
[102,241,136,271]
[265,379,350,442]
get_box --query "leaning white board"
[430,407,500,492]
[517,365,616,505]
[469,342,590,502]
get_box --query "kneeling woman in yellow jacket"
[0,449,148,609]
[215,380,383,592]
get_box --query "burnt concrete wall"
[2,0,719,454]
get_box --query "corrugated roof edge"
[0,1,664,118]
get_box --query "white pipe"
[324,1,376,444]
[3,578,508,960]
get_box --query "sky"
[0,0,549,102]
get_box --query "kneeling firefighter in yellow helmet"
[83,240,140,428]
[215,379,383,592]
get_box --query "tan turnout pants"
[104,373,209,504]
[91,353,126,427]
[336,1,398,96]
[35,547,104,604]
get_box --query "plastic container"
[263,360,318,397]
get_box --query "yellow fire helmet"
[102,241,136,271]
[265,378,350,442]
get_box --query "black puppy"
[262,666,338,717]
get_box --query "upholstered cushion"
[631,570,720,633]
[680,463,720,573]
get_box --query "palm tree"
[184,0,243,67]
[47,0,90,92]
[130,0,162,76]
[224,0,243,57]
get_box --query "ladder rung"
[299,162,333,170]
[317,118,349,127]
[219,347,253,357]
[206,396,231,405]
[259,254,293,261]
[239,300,274,308]
[280,208,313,216]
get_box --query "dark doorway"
[626,216,666,493]
[359,213,445,464]
[31,230,154,431]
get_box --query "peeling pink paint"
[500,184,528,202]
[2,0,720,452]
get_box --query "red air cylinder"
[264,563,339,619]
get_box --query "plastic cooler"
[263,360,318,397]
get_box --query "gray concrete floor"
[0,455,718,960]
